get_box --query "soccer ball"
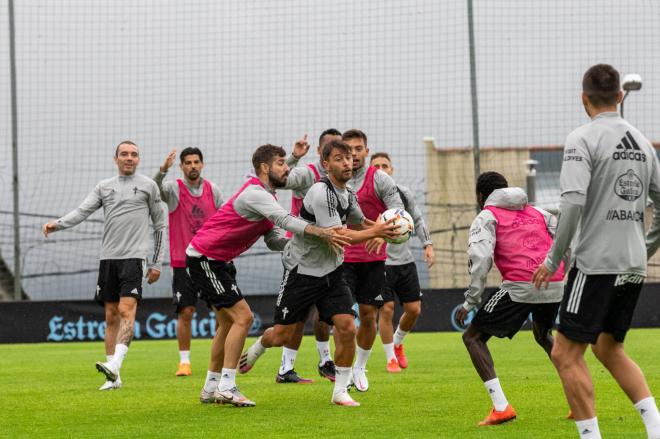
[380,208,414,244]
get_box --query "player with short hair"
[274,128,343,384]
[533,64,660,439]
[370,152,435,372]
[455,171,564,425]
[189,143,350,407]
[153,147,223,377]
[239,140,400,406]
[43,141,165,390]
[341,129,404,391]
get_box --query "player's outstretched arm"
[147,182,166,278]
[304,225,353,254]
[337,218,399,245]
[44,184,104,236]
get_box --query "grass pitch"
[2,329,659,438]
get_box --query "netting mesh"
[0,0,659,300]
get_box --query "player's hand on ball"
[160,149,177,173]
[374,217,400,241]
[532,264,554,290]
[292,134,310,159]
[146,268,161,284]
[365,237,385,255]
[42,222,57,238]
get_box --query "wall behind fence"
[0,1,659,300]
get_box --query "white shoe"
[95,361,119,382]
[199,387,216,404]
[98,377,122,390]
[352,367,369,392]
[214,387,256,407]
[331,389,360,406]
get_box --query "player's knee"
[178,307,195,322]
[591,343,622,367]
[405,301,421,317]
[550,344,569,368]
[334,318,357,340]
[381,302,394,317]
[461,328,480,349]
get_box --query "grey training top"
[186,179,310,258]
[283,180,365,277]
[464,188,563,311]
[54,174,166,270]
[285,157,328,199]
[153,171,223,212]
[544,112,660,276]
[386,184,433,266]
[348,164,404,210]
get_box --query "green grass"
[1,329,659,438]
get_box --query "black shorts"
[95,258,144,305]
[384,262,423,304]
[274,266,356,326]
[186,256,244,310]
[343,261,390,307]
[558,267,644,344]
[172,267,199,313]
[471,288,560,339]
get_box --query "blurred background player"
[188,144,349,407]
[370,152,435,372]
[455,171,564,425]
[533,64,660,439]
[154,147,223,377]
[43,141,165,390]
[282,128,343,382]
[239,140,399,406]
[341,129,404,392]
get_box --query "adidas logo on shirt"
[612,131,646,162]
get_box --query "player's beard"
[334,168,352,184]
[268,170,288,188]
[186,170,200,181]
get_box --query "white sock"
[354,347,372,370]
[575,417,601,439]
[393,325,408,347]
[109,344,129,370]
[203,371,222,392]
[249,336,267,358]
[279,348,297,375]
[317,340,332,365]
[218,368,237,391]
[635,397,660,438]
[383,343,396,362]
[333,366,352,395]
[484,378,508,412]
[179,350,191,364]
[106,355,113,362]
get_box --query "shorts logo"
[130,288,139,296]
[282,307,289,320]
[175,291,182,302]
[96,285,101,297]
[614,273,645,287]
[614,169,643,201]
[374,294,384,301]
